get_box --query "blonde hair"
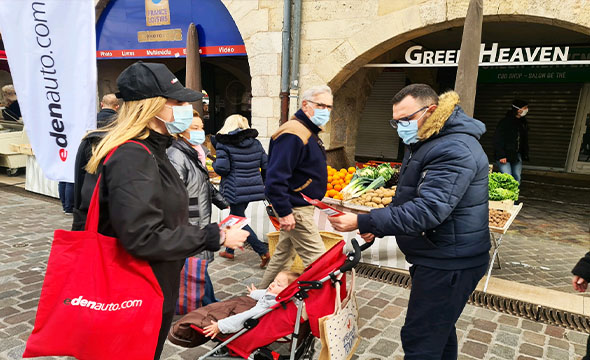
[86,97,167,174]
[217,114,249,135]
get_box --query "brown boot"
[219,251,234,260]
[260,253,270,268]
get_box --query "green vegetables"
[356,167,378,179]
[376,163,395,182]
[489,172,519,201]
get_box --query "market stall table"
[483,200,524,292]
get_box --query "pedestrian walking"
[76,61,248,359]
[259,85,332,287]
[212,114,270,268]
[493,99,530,183]
[168,110,229,305]
[329,84,490,359]
[96,93,120,128]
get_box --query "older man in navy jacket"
[260,85,333,287]
[330,84,490,360]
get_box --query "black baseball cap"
[116,61,203,102]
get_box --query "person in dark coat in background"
[75,61,248,359]
[493,99,529,183]
[330,84,490,360]
[167,110,229,305]
[96,93,120,127]
[72,94,119,228]
[212,114,270,268]
[572,252,590,360]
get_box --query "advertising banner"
[0,0,97,182]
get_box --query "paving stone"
[490,344,516,359]
[368,339,398,357]
[496,331,520,347]
[0,307,19,318]
[523,330,546,346]
[367,298,389,308]
[3,310,35,325]
[545,325,565,339]
[378,305,403,320]
[521,319,544,332]
[516,356,537,360]
[546,346,570,360]
[472,318,498,333]
[392,298,408,307]
[360,327,380,339]
[461,340,488,358]
[566,330,589,345]
[367,317,391,330]
[519,343,544,358]
[497,314,519,326]
[357,289,378,299]
[358,306,379,321]
[467,329,492,344]
[548,337,570,350]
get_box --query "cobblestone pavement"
[488,178,590,296]
[1,183,589,359]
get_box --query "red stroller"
[188,238,371,360]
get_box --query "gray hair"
[301,85,332,102]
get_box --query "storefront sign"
[478,48,590,83]
[137,29,182,43]
[0,0,97,182]
[405,43,570,66]
[97,0,246,59]
[145,0,170,27]
[366,43,590,68]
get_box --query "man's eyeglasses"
[308,100,333,110]
[389,106,429,129]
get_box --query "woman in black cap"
[78,61,248,359]
[493,99,530,183]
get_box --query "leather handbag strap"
[85,140,152,232]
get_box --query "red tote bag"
[24,142,164,360]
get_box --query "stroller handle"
[339,238,373,273]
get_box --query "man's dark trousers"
[401,263,487,359]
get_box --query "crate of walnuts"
[489,200,523,234]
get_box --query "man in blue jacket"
[330,84,490,359]
[259,85,332,287]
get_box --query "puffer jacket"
[167,139,229,261]
[357,91,490,270]
[74,130,222,358]
[167,139,229,228]
[212,129,267,205]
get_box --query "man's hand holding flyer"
[300,193,344,217]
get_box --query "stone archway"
[308,4,590,161]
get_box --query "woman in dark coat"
[493,99,530,183]
[168,111,229,305]
[213,114,270,268]
[77,61,248,359]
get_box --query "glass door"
[567,84,590,173]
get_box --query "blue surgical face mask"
[187,130,206,145]
[156,104,193,134]
[311,108,331,127]
[396,119,419,144]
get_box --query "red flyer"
[219,215,250,230]
[301,193,345,217]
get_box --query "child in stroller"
[168,271,300,347]
[168,239,369,360]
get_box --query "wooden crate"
[489,200,523,234]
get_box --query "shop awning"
[96,0,246,59]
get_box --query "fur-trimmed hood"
[213,128,259,147]
[418,91,485,141]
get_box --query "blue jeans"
[497,154,522,183]
[225,202,268,256]
[58,182,74,213]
